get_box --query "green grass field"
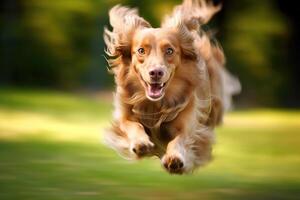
[0,88,299,200]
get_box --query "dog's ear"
[162,0,221,31]
[104,5,151,64]
[161,0,221,60]
[162,12,197,60]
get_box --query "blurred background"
[0,0,299,200]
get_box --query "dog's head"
[104,1,221,102]
[132,27,198,101]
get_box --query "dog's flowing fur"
[103,0,241,174]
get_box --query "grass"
[0,88,299,200]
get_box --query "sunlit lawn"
[0,88,299,200]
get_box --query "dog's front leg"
[119,120,154,158]
[161,98,213,174]
[162,127,213,174]
[161,99,196,174]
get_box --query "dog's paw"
[162,155,184,174]
[130,139,154,158]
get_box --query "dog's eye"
[137,48,145,55]
[166,48,174,55]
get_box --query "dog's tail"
[211,44,241,111]
[220,67,241,111]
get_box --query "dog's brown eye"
[166,48,174,55]
[137,48,145,55]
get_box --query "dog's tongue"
[148,83,163,99]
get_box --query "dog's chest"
[132,102,180,128]
[130,99,190,157]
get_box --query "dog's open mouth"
[146,82,166,100]
[139,74,169,101]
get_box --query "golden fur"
[103,0,240,174]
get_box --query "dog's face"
[132,28,181,101]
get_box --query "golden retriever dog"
[103,0,240,174]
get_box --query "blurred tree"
[276,0,300,107]
[1,0,113,89]
[221,0,288,106]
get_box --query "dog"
[103,0,241,174]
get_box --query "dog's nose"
[149,69,164,80]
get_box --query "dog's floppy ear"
[162,12,197,60]
[163,0,221,31]
[161,0,221,60]
[104,5,151,65]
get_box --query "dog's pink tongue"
[148,83,162,98]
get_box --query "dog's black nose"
[149,69,164,80]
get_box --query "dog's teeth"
[160,83,164,87]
